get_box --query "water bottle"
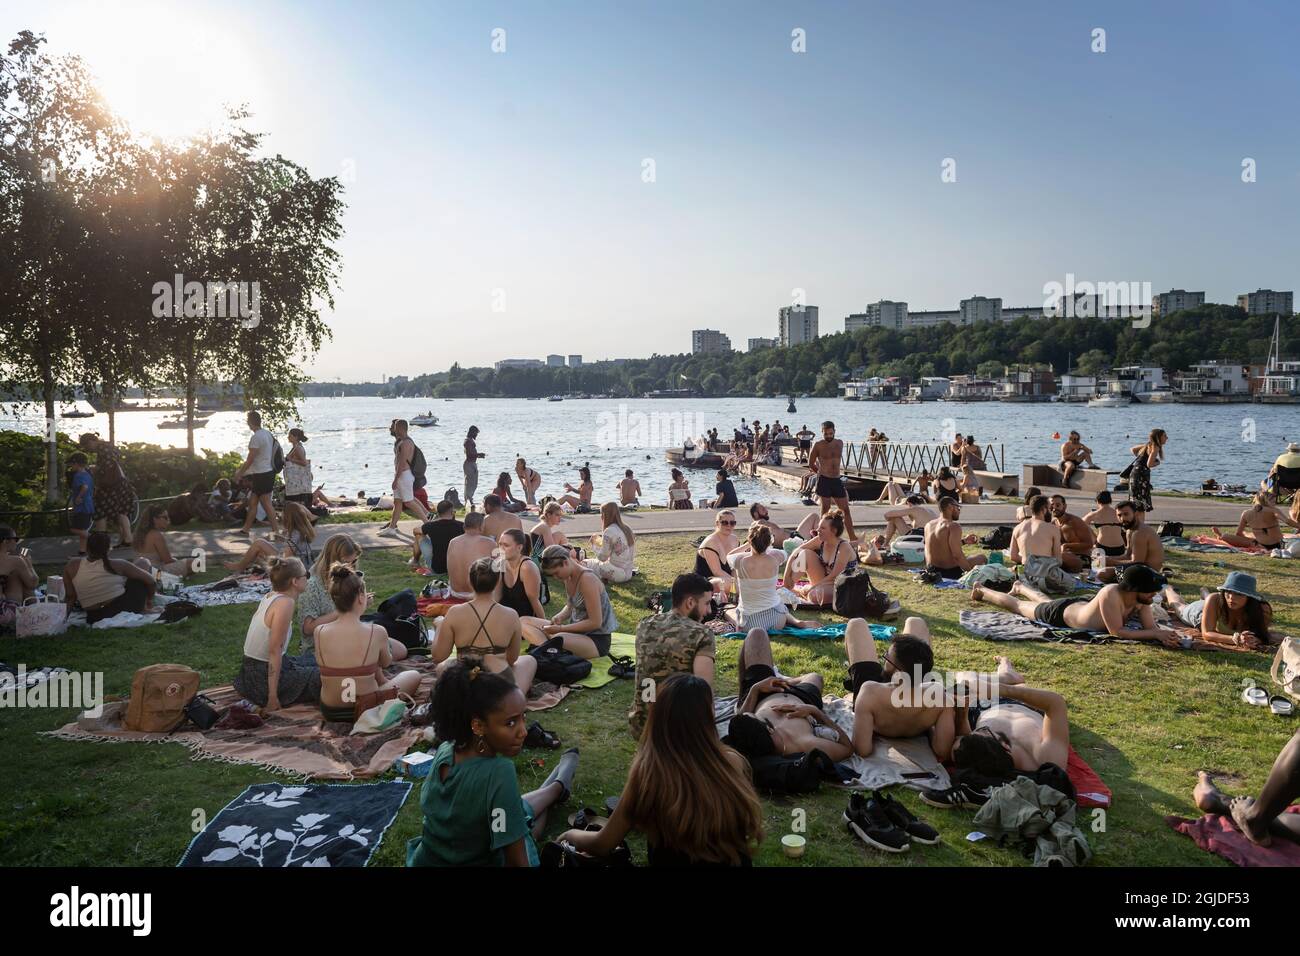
[1091,547,1105,574]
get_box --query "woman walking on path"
[1128,428,1167,513]
[78,433,137,546]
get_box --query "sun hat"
[1287,442,1299,453]
[1217,571,1263,603]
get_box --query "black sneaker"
[877,791,941,844]
[918,781,990,810]
[843,792,910,853]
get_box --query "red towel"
[1166,807,1300,866]
[416,596,465,618]
[1068,747,1112,809]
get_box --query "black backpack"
[529,636,592,685]
[365,589,428,651]
[410,443,427,490]
[981,525,1013,550]
[271,438,285,475]
[832,567,889,619]
[1156,520,1184,539]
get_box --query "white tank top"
[734,553,781,614]
[243,593,292,661]
[73,558,126,608]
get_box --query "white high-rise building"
[1238,289,1293,316]
[847,300,908,332]
[1152,289,1205,317]
[905,309,961,328]
[959,296,1002,325]
[546,354,566,367]
[778,305,819,346]
[567,355,583,367]
[748,337,777,351]
[494,358,545,371]
[691,329,732,354]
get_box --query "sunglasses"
[719,519,736,526]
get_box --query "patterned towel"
[179,781,411,867]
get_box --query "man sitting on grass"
[445,511,496,600]
[726,627,855,762]
[1096,500,1164,582]
[972,563,1183,646]
[629,573,717,738]
[1008,494,1075,593]
[842,616,957,760]
[923,497,986,579]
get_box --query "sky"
[5,0,1299,379]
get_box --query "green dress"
[405,741,538,867]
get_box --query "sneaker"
[377,526,403,539]
[918,781,990,810]
[842,792,910,853]
[877,791,941,844]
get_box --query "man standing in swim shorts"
[807,421,858,542]
[464,425,484,511]
[380,419,428,538]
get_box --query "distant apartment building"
[495,358,545,371]
[778,305,819,346]
[1237,289,1294,316]
[960,296,1002,325]
[567,355,583,367]
[905,309,960,329]
[748,337,777,351]
[691,329,732,354]
[1001,305,1046,322]
[847,300,908,333]
[1151,289,1205,317]
[546,354,566,367]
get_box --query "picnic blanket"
[717,622,896,641]
[908,568,967,590]
[1165,807,1300,866]
[1163,534,1265,554]
[178,781,411,867]
[44,657,571,780]
[575,633,636,689]
[63,574,272,630]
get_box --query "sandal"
[566,807,608,831]
[1242,685,1269,707]
[524,721,561,749]
[1270,695,1295,717]
[607,654,635,679]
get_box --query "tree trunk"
[185,371,196,456]
[42,377,58,504]
[106,384,117,445]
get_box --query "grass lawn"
[2,525,1296,867]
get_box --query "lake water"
[5,397,1296,504]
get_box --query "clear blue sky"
[9,0,1300,378]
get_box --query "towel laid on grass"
[1163,535,1265,554]
[178,781,411,867]
[1067,748,1112,809]
[717,622,896,641]
[574,632,636,689]
[1166,807,1300,866]
[907,568,967,590]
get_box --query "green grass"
[2,526,1296,867]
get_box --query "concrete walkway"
[21,489,1249,565]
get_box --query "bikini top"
[814,540,856,574]
[461,603,512,657]
[317,623,383,678]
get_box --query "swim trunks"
[815,475,847,499]
[1032,596,1087,628]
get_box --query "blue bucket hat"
[1218,571,1263,603]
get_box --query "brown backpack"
[123,664,200,732]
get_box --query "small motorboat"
[410,411,438,427]
[548,395,564,402]
[60,409,94,418]
[158,416,206,429]
[1086,393,1134,408]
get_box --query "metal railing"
[838,441,1005,478]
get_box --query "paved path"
[21,489,1249,565]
